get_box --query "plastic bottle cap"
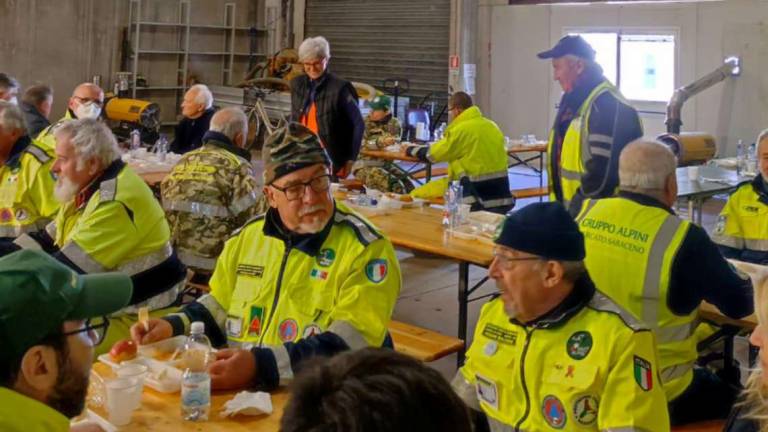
[190,322,205,334]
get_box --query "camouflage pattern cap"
[263,122,331,185]
[368,94,391,112]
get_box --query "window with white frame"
[569,31,676,103]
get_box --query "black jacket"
[723,404,759,432]
[170,108,216,154]
[20,102,50,138]
[290,72,364,174]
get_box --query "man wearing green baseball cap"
[352,94,413,194]
[0,249,133,432]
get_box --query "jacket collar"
[75,159,125,209]
[202,131,250,160]
[617,190,676,215]
[262,202,336,256]
[512,273,596,329]
[5,135,32,168]
[750,174,768,205]
[448,105,482,129]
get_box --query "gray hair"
[210,107,248,142]
[757,128,768,154]
[619,140,677,191]
[532,259,586,283]
[189,84,213,110]
[0,101,27,133]
[54,119,120,170]
[298,36,331,61]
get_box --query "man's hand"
[381,136,396,147]
[209,348,257,391]
[335,160,354,179]
[130,318,173,345]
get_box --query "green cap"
[263,122,331,185]
[368,95,391,112]
[0,250,133,362]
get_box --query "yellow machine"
[105,97,161,130]
[657,133,717,166]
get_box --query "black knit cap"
[494,202,585,261]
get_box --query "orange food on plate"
[109,339,137,363]
[384,192,413,202]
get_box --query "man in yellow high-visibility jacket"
[714,129,768,265]
[576,140,753,426]
[5,119,187,354]
[36,83,104,152]
[453,202,669,431]
[0,102,58,241]
[132,123,401,392]
[406,92,514,213]
[539,35,643,215]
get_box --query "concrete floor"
[391,162,729,379]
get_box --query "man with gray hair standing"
[162,107,260,282]
[291,36,364,178]
[5,118,186,355]
[0,101,58,240]
[539,35,643,215]
[170,84,216,154]
[575,140,753,426]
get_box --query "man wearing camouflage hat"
[352,94,413,194]
[132,122,401,391]
[452,202,669,431]
[161,107,260,281]
[0,249,133,431]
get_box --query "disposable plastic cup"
[115,363,148,410]
[458,204,472,225]
[105,377,141,426]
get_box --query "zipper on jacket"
[514,327,535,431]
[258,245,291,347]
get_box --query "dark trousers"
[669,366,740,426]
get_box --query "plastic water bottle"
[156,135,168,162]
[736,139,745,176]
[442,181,462,229]
[130,129,141,151]
[181,322,212,421]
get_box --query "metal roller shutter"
[305,0,450,119]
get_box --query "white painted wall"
[479,0,768,156]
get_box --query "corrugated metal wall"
[305,0,450,118]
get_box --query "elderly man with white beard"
[6,118,187,355]
[131,122,401,392]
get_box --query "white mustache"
[299,204,325,217]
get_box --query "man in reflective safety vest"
[406,92,514,214]
[133,123,400,392]
[576,140,753,425]
[36,83,104,153]
[539,35,643,215]
[6,119,186,354]
[453,202,669,431]
[714,129,768,264]
[161,107,260,281]
[0,102,58,241]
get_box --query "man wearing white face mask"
[0,74,20,105]
[36,83,104,152]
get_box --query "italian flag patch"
[365,259,388,283]
[633,355,653,391]
[310,268,329,280]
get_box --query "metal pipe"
[666,56,741,134]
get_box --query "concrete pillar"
[449,0,478,97]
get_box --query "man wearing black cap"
[0,249,133,431]
[452,202,669,431]
[539,35,643,215]
[132,122,401,393]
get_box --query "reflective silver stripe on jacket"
[487,417,519,432]
[99,178,118,202]
[712,232,744,249]
[163,199,231,218]
[196,294,229,330]
[746,238,768,251]
[269,344,294,386]
[660,361,694,383]
[560,167,582,181]
[45,221,57,239]
[229,192,258,216]
[177,249,217,271]
[61,241,106,273]
[328,320,369,350]
[0,219,51,238]
[116,242,173,276]
[14,233,44,250]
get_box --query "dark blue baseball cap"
[537,35,596,61]
[494,202,585,261]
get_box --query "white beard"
[295,204,330,234]
[54,176,81,203]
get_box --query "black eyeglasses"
[73,96,104,108]
[492,249,541,270]
[270,174,332,201]
[60,316,110,346]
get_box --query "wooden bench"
[512,186,548,199]
[389,320,464,362]
[671,420,725,432]
[411,166,448,180]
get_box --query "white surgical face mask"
[8,97,17,105]
[75,102,101,119]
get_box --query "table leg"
[427,161,432,183]
[539,152,544,202]
[457,262,469,367]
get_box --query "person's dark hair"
[0,73,19,92]
[0,331,67,388]
[281,348,473,432]
[22,84,52,106]
[449,92,473,111]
